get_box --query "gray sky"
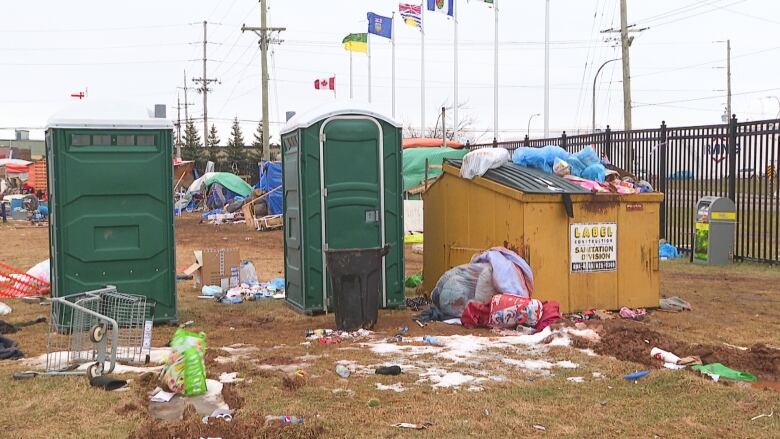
[1,0,779,143]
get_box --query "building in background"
[0,130,45,160]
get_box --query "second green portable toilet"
[280,103,404,314]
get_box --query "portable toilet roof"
[281,101,402,135]
[47,101,173,130]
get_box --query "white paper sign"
[570,223,617,273]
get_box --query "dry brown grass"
[0,216,778,438]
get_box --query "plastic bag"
[461,294,544,329]
[239,261,258,284]
[563,155,586,177]
[162,329,208,396]
[460,148,510,179]
[659,243,679,259]
[511,145,569,174]
[582,163,607,182]
[574,146,601,167]
[430,263,497,319]
[26,259,50,284]
[553,158,571,177]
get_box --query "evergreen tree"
[252,121,264,160]
[182,117,203,162]
[206,124,221,167]
[226,117,246,168]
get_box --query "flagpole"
[392,12,396,118]
[493,0,499,141]
[368,33,372,103]
[453,0,459,140]
[349,51,354,99]
[421,2,426,135]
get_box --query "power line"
[633,87,780,108]
[0,23,191,33]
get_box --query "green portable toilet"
[280,103,404,314]
[46,102,177,322]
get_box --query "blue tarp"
[256,162,283,215]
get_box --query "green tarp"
[204,172,253,197]
[403,147,467,191]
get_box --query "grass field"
[0,215,778,438]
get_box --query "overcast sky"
[1,0,779,143]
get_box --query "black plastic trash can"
[324,246,389,331]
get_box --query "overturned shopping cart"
[15,286,154,379]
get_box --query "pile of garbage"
[460,145,655,195]
[201,278,285,304]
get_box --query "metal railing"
[469,117,780,263]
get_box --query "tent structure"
[402,147,467,193]
[403,138,464,149]
[254,162,283,215]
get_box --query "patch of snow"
[567,376,585,383]
[503,358,553,370]
[467,386,484,392]
[219,372,244,383]
[376,383,406,392]
[555,360,579,369]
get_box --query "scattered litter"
[619,307,647,320]
[567,376,585,383]
[150,388,176,403]
[441,318,462,325]
[532,424,547,432]
[202,408,233,425]
[375,365,402,376]
[414,320,426,328]
[179,320,195,328]
[264,416,304,426]
[691,363,757,382]
[722,343,749,351]
[624,370,651,381]
[422,335,444,346]
[750,411,773,421]
[0,302,10,315]
[393,422,432,430]
[659,296,692,312]
[335,364,351,378]
[376,383,406,393]
[467,386,484,392]
[218,372,243,384]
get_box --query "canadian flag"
[314,76,335,91]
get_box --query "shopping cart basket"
[15,286,155,379]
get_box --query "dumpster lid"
[280,101,402,135]
[47,101,174,130]
[445,159,590,194]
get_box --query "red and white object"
[314,77,335,91]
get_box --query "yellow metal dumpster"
[422,159,664,313]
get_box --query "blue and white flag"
[427,0,454,16]
[367,12,393,39]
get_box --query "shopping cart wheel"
[86,362,103,380]
[89,324,106,343]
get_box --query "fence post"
[727,115,738,202]
[658,121,668,239]
[605,125,612,160]
[523,134,530,147]
[561,131,567,150]
[493,137,497,148]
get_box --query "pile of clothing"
[422,247,561,334]
[513,145,654,194]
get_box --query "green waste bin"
[46,103,177,322]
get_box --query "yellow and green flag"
[342,33,368,53]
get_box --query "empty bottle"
[264,415,304,426]
[335,364,351,378]
[422,335,444,346]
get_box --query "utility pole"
[177,70,195,154]
[601,1,647,169]
[242,0,286,161]
[175,93,182,159]
[726,39,732,119]
[544,0,550,137]
[192,21,218,150]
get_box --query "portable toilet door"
[281,103,404,314]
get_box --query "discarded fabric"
[691,363,757,382]
[0,335,23,360]
[659,296,692,312]
[461,294,544,330]
[619,307,647,320]
[659,243,680,259]
[471,247,534,297]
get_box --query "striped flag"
[399,4,422,29]
[342,33,368,53]
[314,77,335,91]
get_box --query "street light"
[527,113,541,137]
[765,96,780,119]
[592,58,621,133]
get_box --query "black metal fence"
[470,117,780,264]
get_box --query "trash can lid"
[446,159,590,195]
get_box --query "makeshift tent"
[403,147,467,192]
[403,138,464,149]
[255,162,283,215]
[187,172,253,197]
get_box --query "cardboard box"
[183,248,241,290]
[242,203,256,231]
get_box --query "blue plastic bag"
[581,163,607,182]
[563,155,586,177]
[574,146,601,167]
[659,243,679,259]
[511,145,569,174]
